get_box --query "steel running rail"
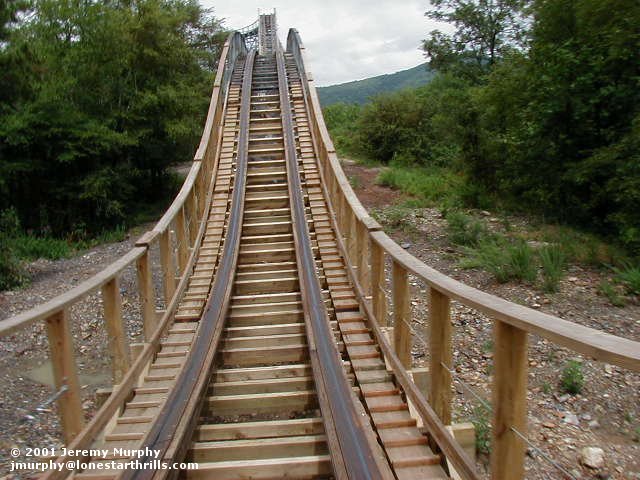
[275,46,390,479]
[116,49,257,480]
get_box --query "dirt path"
[342,161,640,480]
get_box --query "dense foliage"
[0,0,225,237]
[326,0,640,253]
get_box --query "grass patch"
[531,224,622,266]
[598,280,627,307]
[446,211,490,247]
[614,263,640,295]
[348,174,362,189]
[539,245,566,292]
[461,238,537,284]
[371,204,416,233]
[9,236,73,260]
[376,163,464,208]
[560,360,584,395]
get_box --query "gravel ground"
[343,161,640,480]
[0,224,166,477]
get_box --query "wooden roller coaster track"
[1,12,638,480]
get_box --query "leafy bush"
[598,280,626,307]
[445,211,489,247]
[462,238,537,284]
[614,263,640,295]
[539,245,566,292]
[323,103,362,155]
[471,404,491,455]
[560,360,584,395]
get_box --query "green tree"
[423,0,531,79]
[0,0,225,236]
[470,0,640,249]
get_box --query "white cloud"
[202,0,439,86]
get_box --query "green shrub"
[9,236,72,260]
[560,360,584,395]
[446,211,489,247]
[471,404,491,455]
[462,238,537,284]
[539,245,566,292]
[614,263,640,295]
[598,280,626,307]
[508,241,537,283]
[371,205,415,232]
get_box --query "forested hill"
[317,63,434,106]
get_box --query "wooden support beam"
[348,209,358,265]
[101,277,130,384]
[176,208,189,272]
[491,320,528,480]
[159,229,176,305]
[189,189,199,246]
[45,309,84,443]
[429,288,452,425]
[136,251,156,340]
[392,260,411,368]
[357,221,370,294]
[371,241,387,326]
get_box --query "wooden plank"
[195,417,324,441]
[101,277,130,383]
[45,309,84,443]
[491,320,528,479]
[185,455,331,480]
[429,288,452,425]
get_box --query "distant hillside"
[317,63,434,106]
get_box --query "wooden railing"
[286,28,640,480]
[0,32,246,449]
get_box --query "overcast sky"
[201,0,439,86]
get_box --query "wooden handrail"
[0,247,146,336]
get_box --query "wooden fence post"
[348,210,358,267]
[429,288,452,424]
[371,240,387,326]
[45,309,84,443]
[101,277,130,383]
[357,221,370,295]
[189,189,199,245]
[136,250,156,340]
[392,260,411,368]
[159,229,176,305]
[492,320,528,479]
[175,208,189,273]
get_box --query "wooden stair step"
[188,434,327,462]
